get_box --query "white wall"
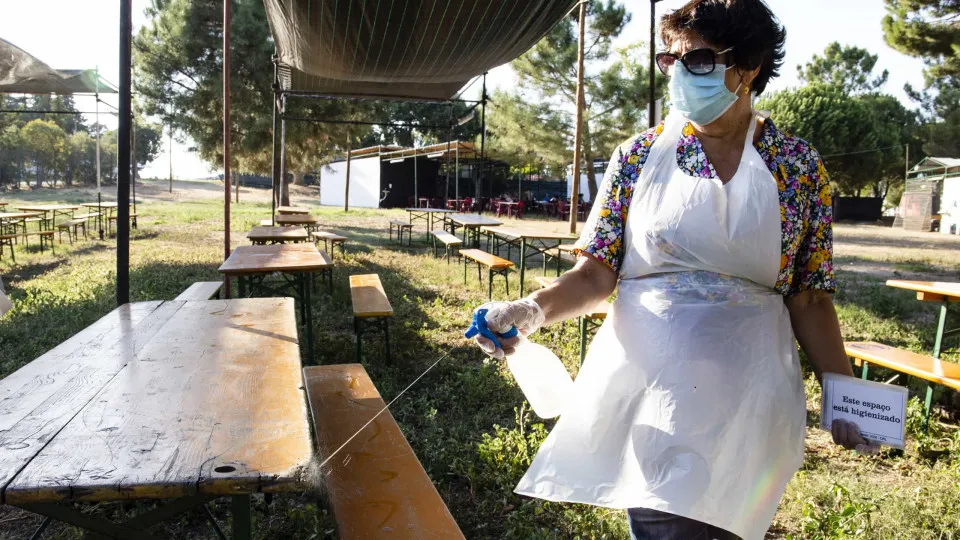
[320,156,381,208]
[564,172,602,203]
[941,177,960,234]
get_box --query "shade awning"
[0,39,116,94]
[264,0,579,100]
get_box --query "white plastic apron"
[516,113,807,540]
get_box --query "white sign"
[820,373,909,449]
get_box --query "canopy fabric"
[0,39,116,94]
[264,0,579,100]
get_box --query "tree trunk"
[292,170,306,186]
[35,161,43,189]
[582,122,599,203]
[280,173,291,206]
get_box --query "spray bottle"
[465,309,574,418]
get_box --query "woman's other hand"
[473,298,545,359]
[831,418,880,455]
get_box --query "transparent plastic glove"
[473,298,546,359]
[831,418,880,456]
[0,277,10,317]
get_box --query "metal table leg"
[519,238,527,297]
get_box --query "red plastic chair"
[516,201,526,219]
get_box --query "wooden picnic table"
[448,213,501,248]
[0,298,311,539]
[276,205,311,215]
[0,211,43,235]
[405,207,456,239]
[81,202,128,239]
[479,226,576,297]
[887,280,960,359]
[15,205,78,228]
[246,225,309,245]
[496,200,520,218]
[219,243,333,362]
[275,213,320,231]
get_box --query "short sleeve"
[790,149,837,294]
[570,144,637,273]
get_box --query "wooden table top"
[0,211,43,220]
[276,206,311,214]
[16,204,79,212]
[887,280,960,301]
[275,214,320,225]
[405,207,455,213]
[449,213,502,227]
[219,244,333,275]
[481,226,576,241]
[247,225,309,242]
[0,298,312,504]
[81,202,122,208]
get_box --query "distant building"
[895,157,960,233]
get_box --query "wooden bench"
[108,213,139,234]
[173,281,224,301]
[536,276,611,364]
[302,364,464,539]
[312,231,347,257]
[845,341,960,426]
[0,234,14,261]
[389,220,413,246]
[350,274,393,363]
[74,212,101,221]
[431,230,463,264]
[459,249,514,300]
[57,218,87,244]
[28,231,55,254]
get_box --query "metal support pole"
[271,55,280,225]
[649,0,657,129]
[478,74,487,215]
[446,107,453,202]
[95,80,101,193]
[131,118,137,215]
[279,95,288,207]
[116,0,132,306]
[413,144,418,207]
[222,0,232,299]
[569,2,586,234]
[344,144,352,212]
[168,122,173,193]
[455,143,460,202]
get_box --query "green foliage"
[798,42,889,94]
[500,0,666,199]
[21,119,67,188]
[882,0,960,83]
[797,484,880,539]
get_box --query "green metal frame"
[462,256,511,300]
[354,316,391,364]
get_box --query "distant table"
[496,201,519,218]
[418,197,431,208]
[480,226,576,296]
[275,213,320,232]
[247,225,309,245]
[405,207,455,239]
[16,204,78,228]
[219,244,333,362]
[0,212,42,234]
[887,280,960,358]
[277,206,311,215]
[0,298,311,540]
[82,202,125,238]
[0,202,7,209]
[448,213,502,248]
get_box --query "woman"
[471,1,874,538]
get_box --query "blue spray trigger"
[465,308,519,350]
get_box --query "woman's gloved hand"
[831,418,880,456]
[473,297,546,359]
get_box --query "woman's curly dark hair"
[660,0,786,95]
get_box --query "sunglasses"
[655,47,734,76]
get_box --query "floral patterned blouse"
[574,119,836,296]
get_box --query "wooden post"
[905,144,910,181]
[344,145,352,212]
[222,0,232,298]
[569,2,586,234]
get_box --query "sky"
[1,0,929,179]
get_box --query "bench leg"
[463,256,467,285]
[355,317,363,364]
[860,361,869,380]
[231,494,251,540]
[488,268,493,300]
[384,318,391,364]
[504,270,509,296]
[923,384,934,431]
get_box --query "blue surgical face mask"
[668,64,741,126]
